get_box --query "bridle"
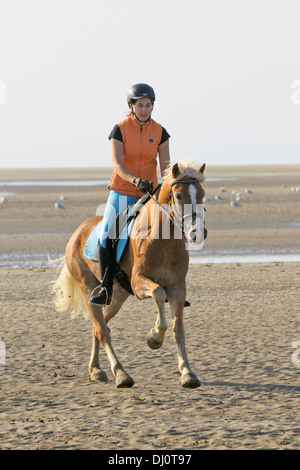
[147,178,204,241]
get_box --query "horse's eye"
[175,192,182,200]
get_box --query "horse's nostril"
[189,229,197,242]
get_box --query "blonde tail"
[51,258,89,319]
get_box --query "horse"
[52,159,206,388]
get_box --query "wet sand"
[0,164,300,450]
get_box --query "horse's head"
[160,160,206,248]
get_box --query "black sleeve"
[108,124,123,142]
[160,127,170,145]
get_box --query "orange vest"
[108,114,163,198]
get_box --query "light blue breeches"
[99,190,138,248]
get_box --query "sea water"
[1,249,300,268]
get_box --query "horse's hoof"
[181,372,201,389]
[116,372,134,388]
[90,369,108,383]
[147,335,163,350]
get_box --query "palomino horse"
[52,160,206,388]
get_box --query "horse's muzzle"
[183,213,205,248]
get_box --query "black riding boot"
[89,244,115,306]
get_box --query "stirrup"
[89,285,112,306]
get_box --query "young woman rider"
[89,83,171,306]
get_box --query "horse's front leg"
[169,288,201,388]
[133,274,168,350]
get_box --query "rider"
[89,83,171,306]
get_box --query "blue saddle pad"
[84,195,151,264]
[84,217,135,264]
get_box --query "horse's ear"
[172,163,180,178]
[198,163,206,174]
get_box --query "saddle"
[84,194,152,295]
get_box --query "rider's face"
[132,98,153,122]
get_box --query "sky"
[0,0,299,168]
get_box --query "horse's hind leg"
[101,283,134,387]
[78,277,134,388]
[88,302,134,388]
[133,274,167,350]
[89,334,108,382]
[90,282,130,382]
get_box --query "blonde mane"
[163,159,206,183]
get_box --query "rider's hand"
[133,177,153,194]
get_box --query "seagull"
[230,200,241,207]
[0,196,7,203]
[214,195,224,201]
[245,188,253,194]
[55,202,65,209]
[60,195,68,200]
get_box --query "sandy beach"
[0,164,300,450]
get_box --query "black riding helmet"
[127,83,156,107]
